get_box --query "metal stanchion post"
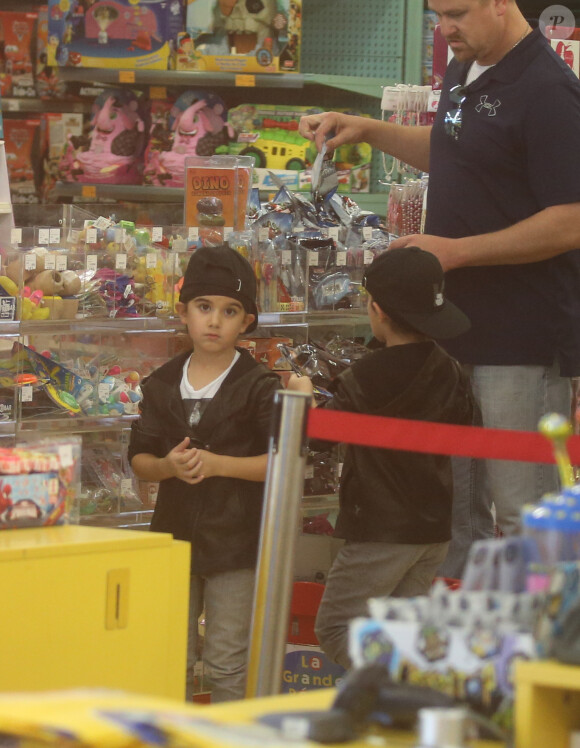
[245,389,311,699]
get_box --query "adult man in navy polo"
[299,0,580,576]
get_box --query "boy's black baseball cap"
[363,247,470,339]
[179,245,259,332]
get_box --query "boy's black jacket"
[128,348,282,575]
[325,341,476,545]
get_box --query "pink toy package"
[59,88,149,185]
[144,89,232,188]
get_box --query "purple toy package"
[59,88,148,185]
[144,90,232,187]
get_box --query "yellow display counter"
[0,687,505,747]
[0,525,190,699]
[516,660,580,748]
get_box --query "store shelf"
[1,98,91,115]
[55,67,307,90]
[303,74,391,99]
[49,181,387,216]
[0,317,185,336]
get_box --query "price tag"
[94,216,112,230]
[308,250,319,266]
[58,445,74,468]
[235,74,256,87]
[282,249,292,265]
[149,86,167,100]
[258,227,269,241]
[24,253,37,271]
[86,228,98,244]
[56,254,68,271]
[86,255,98,272]
[224,226,234,239]
[123,235,135,252]
[38,228,50,245]
[328,227,339,241]
[119,70,135,83]
[69,229,80,244]
[114,228,124,243]
[121,478,133,496]
[304,464,314,480]
[98,382,111,401]
[337,250,347,266]
[44,254,56,271]
[146,253,157,269]
[81,185,97,199]
[188,227,199,240]
[364,249,374,264]
[6,99,20,112]
[10,228,22,245]
[259,313,280,324]
[152,226,163,243]
[116,254,127,270]
[362,226,373,240]
[49,228,61,244]
[21,385,33,402]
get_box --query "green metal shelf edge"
[51,182,387,216]
[53,68,395,98]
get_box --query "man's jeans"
[186,568,255,703]
[439,363,571,579]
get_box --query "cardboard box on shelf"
[176,0,301,73]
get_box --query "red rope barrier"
[307,408,580,465]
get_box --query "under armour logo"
[475,95,501,116]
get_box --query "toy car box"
[0,11,38,98]
[176,0,301,73]
[47,0,185,70]
[219,103,372,193]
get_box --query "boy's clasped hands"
[166,436,218,485]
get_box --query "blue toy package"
[47,0,185,70]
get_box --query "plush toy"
[59,88,147,185]
[144,90,232,187]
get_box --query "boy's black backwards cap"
[179,245,259,332]
[363,247,470,339]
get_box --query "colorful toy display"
[176,0,301,73]
[47,0,186,70]
[59,88,147,185]
[144,90,232,187]
[0,11,38,98]
[220,103,372,193]
[0,436,81,529]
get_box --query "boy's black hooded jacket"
[323,340,476,545]
[128,348,282,575]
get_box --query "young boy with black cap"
[288,246,476,670]
[129,245,282,702]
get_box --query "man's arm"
[298,111,432,174]
[390,203,580,271]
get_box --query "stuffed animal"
[144,90,232,187]
[59,88,147,184]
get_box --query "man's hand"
[388,234,462,272]
[287,373,314,396]
[298,111,368,153]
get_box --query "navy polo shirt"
[426,29,580,376]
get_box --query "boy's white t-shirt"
[180,351,240,429]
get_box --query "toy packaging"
[144,90,232,187]
[36,4,70,99]
[176,0,301,73]
[221,103,372,193]
[0,436,81,528]
[47,0,186,70]
[42,112,84,200]
[3,117,43,204]
[59,88,148,185]
[184,153,253,242]
[0,11,38,98]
